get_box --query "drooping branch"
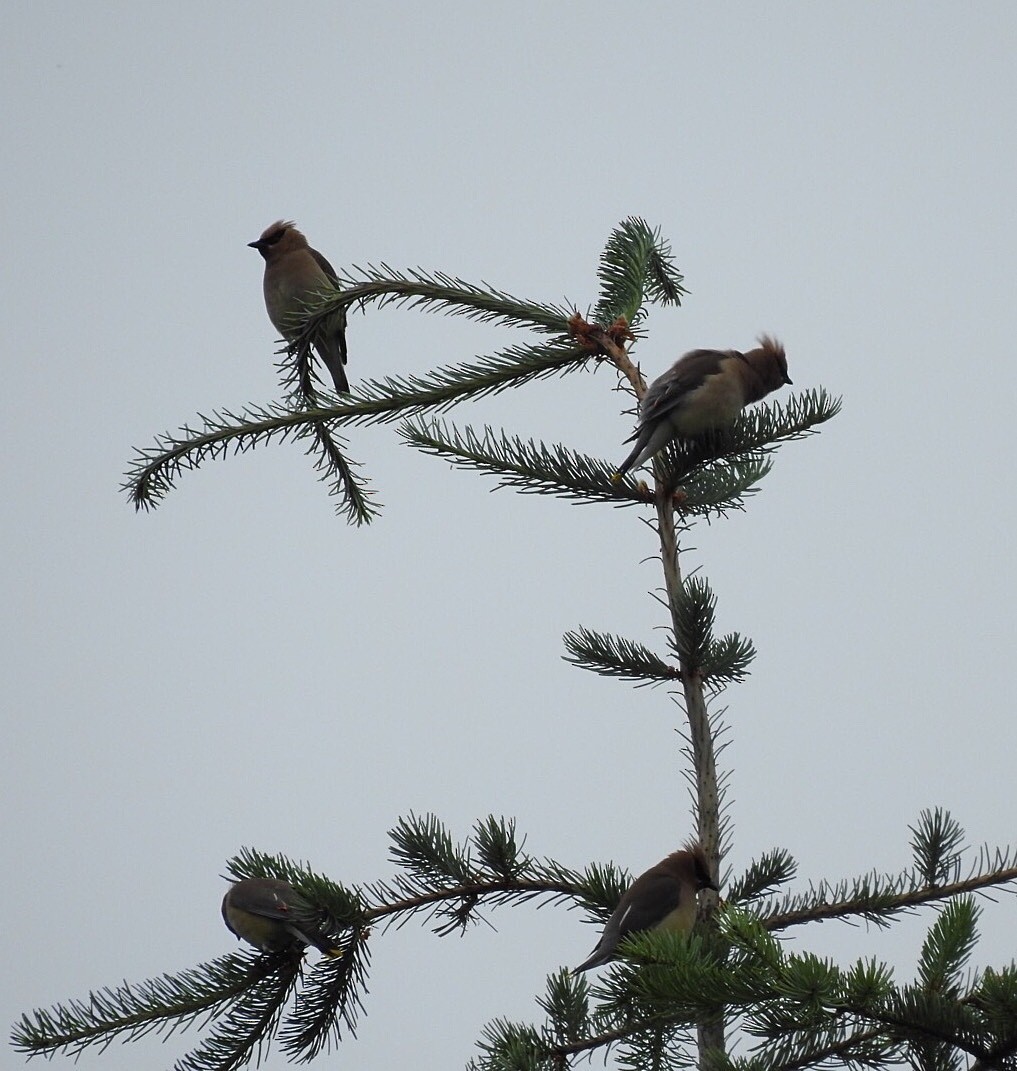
[123,343,593,516]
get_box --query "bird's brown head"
[679,841,719,892]
[248,220,307,260]
[739,335,792,401]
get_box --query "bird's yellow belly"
[675,374,745,435]
[654,898,697,934]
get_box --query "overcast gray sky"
[4,3,1017,1069]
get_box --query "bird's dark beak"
[784,375,793,385]
[248,240,264,250]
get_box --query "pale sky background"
[4,3,1016,1069]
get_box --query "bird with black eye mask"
[249,220,350,395]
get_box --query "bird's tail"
[612,439,646,482]
[322,355,350,394]
[292,924,344,958]
[308,932,344,958]
[572,939,612,974]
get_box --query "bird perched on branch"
[614,336,792,479]
[249,220,350,394]
[573,844,717,973]
[222,878,342,957]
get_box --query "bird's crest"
[257,219,299,245]
[755,334,785,361]
[680,840,715,890]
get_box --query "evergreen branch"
[843,957,898,1008]
[771,952,843,1008]
[678,729,737,876]
[125,324,828,527]
[473,815,532,880]
[537,970,591,1051]
[15,832,590,1067]
[593,217,688,328]
[388,812,477,887]
[969,966,1017,1058]
[607,388,841,495]
[278,930,371,1061]
[473,999,693,1071]
[971,1042,1017,1071]
[124,342,589,513]
[537,921,1001,1071]
[12,832,590,1066]
[568,312,647,390]
[277,307,349,399]
[497,935,754,1067]
[967,1015,1017,1071]
[361,872,583,935]
[918,896,979,997]
[10,952,283,1063]
[359,832,636,944]
[644,238,690,308]
[569,860,634,921]
[759,858,1017,932]
[726,850,798,906]
[702,632,756,690]
[123,401,373,520]
[173,955,301,1071]
[562,625,754,694]
[474,1017,555,1071]
[398,418,626,504]
[19,815,1017,1071]
[739,386,842,443]
[303,262,575,339]
[562,626,681,687]
[659,387,839,494]
[717,1026,895,1071]
[672,650,730,889]
[338,341,591,424]
[532,907,1004,1071]
[125,402,312,509]
[604,931,758,1014]
[400,417,775,521]
[672,575,716,671]
[911,808,966,888]
[546,1019,669,1065]
[306,419,380,524]
[492,846,1017,1070]
[361,816,594,936]
[675,455,773,518]
[846,988,991,1066]
[617,1021,694,1071]
[286,368,379,524]
[225,846,323,885]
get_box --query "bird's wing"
[306,248,349,386]
[310,248,339,285]
[613,870,683,940]
[232,882,302,921]
[638,350,728,426]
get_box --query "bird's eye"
[264,228,286,245]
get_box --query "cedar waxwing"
[614,336,792,479]
[222,878,342,957]
[574,844,717,973]
[249,220,350,394]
